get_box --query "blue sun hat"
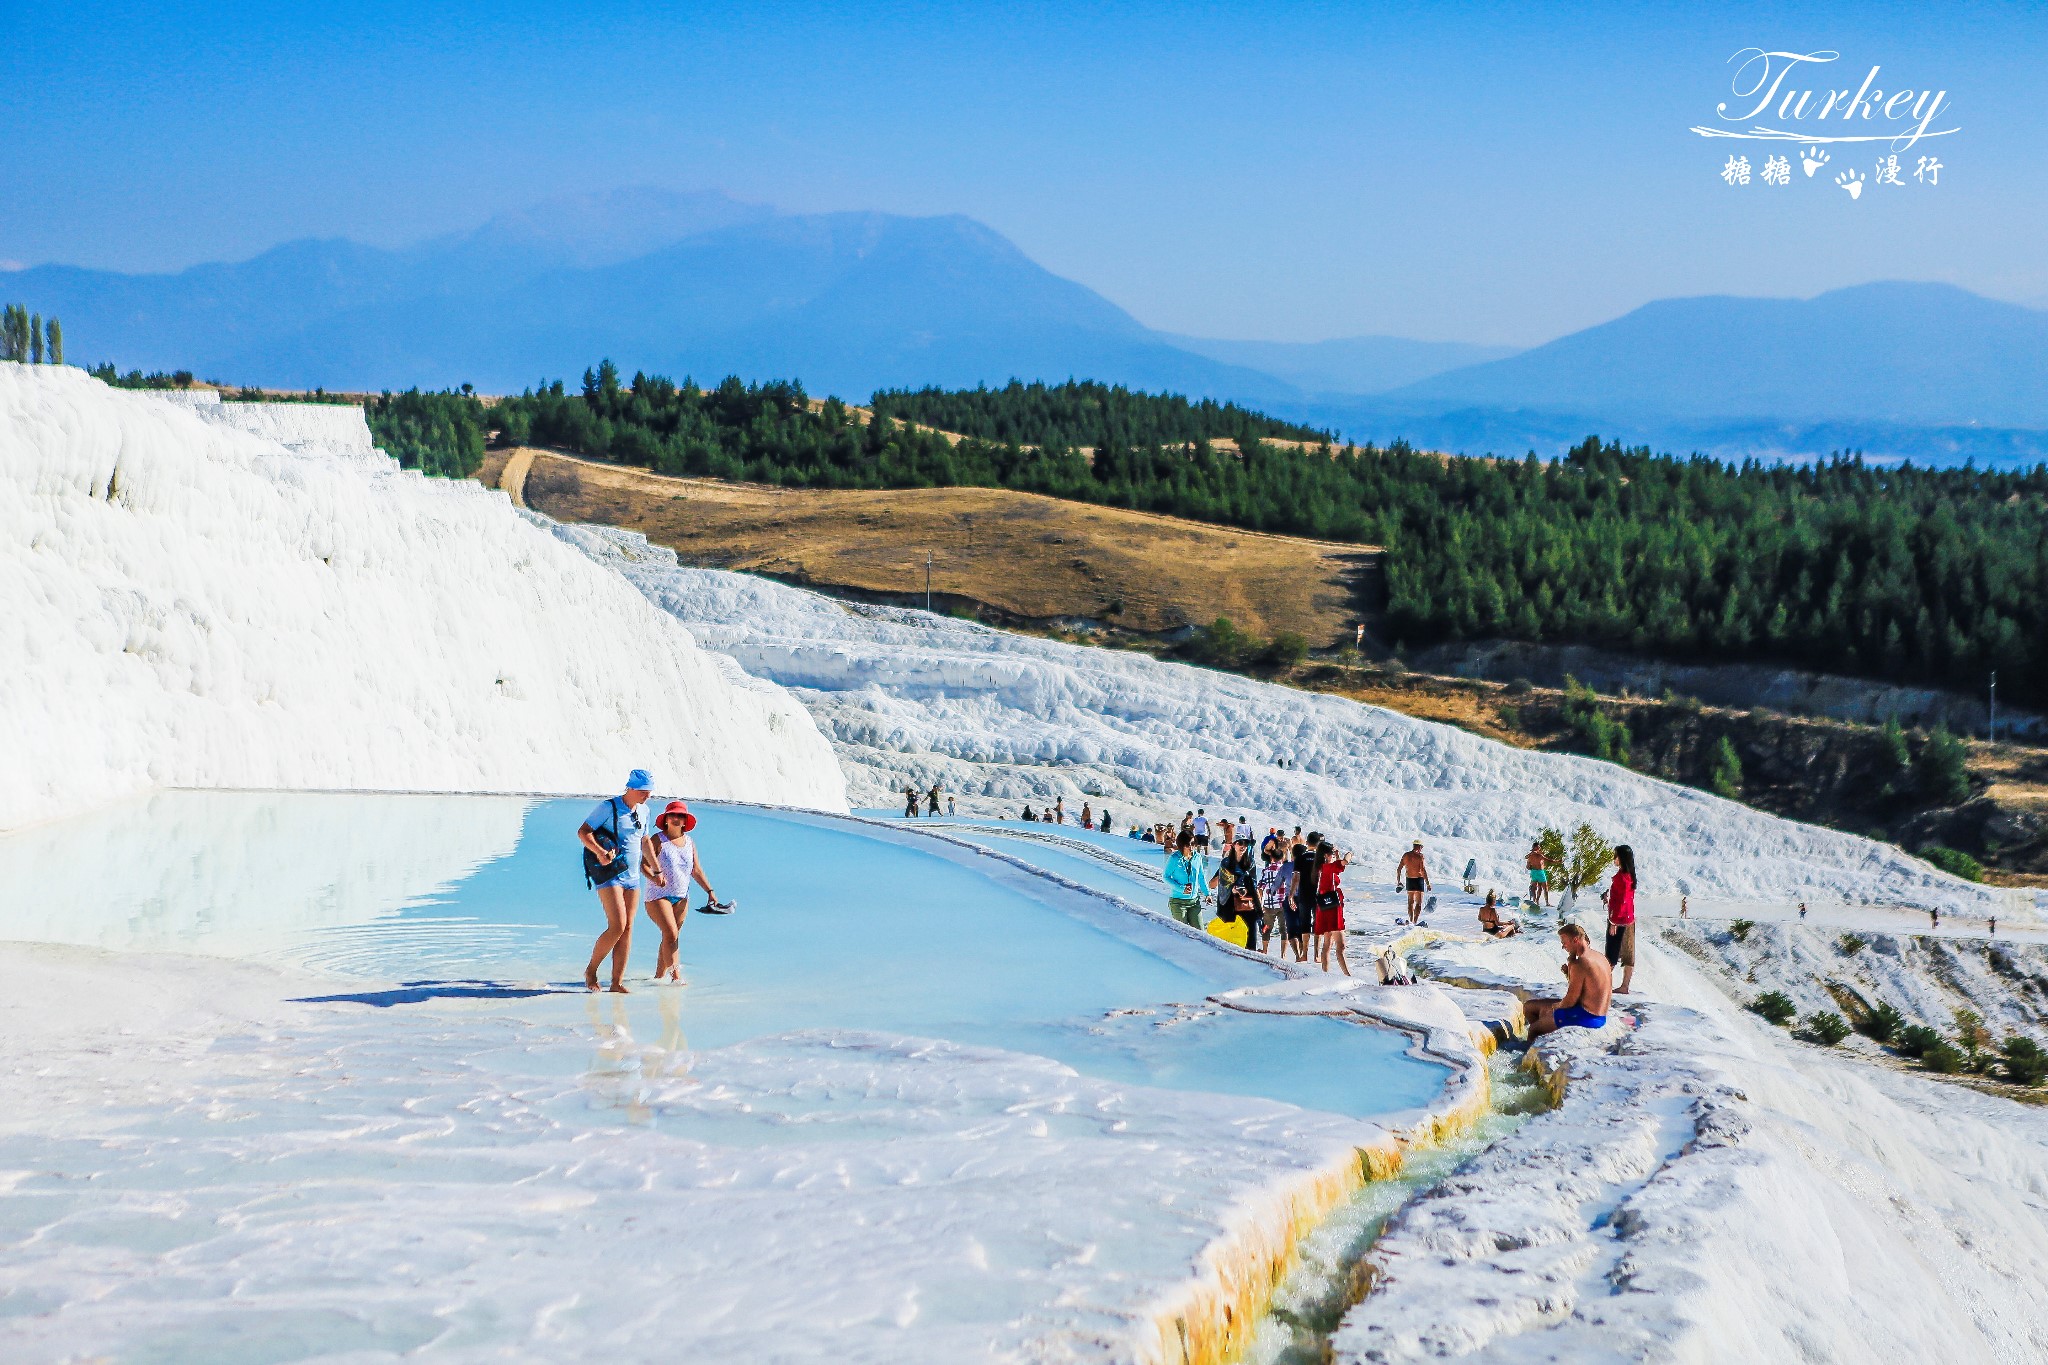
[626,768,655,792]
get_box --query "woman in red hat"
[643,800,719,983]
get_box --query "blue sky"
[1,0,2040,344]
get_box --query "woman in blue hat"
[579,769,657,992]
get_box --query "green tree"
[1804,1011,1851,1045]
[28,312,42,363]
[1918,845,1984,882]
[2003,1036,2048,1086]
[1876,716,1911,795]
[1859,1002,1905,1043]
[1260,630,1309,669]
[1914,726,1971,807]
[44,316,61,365]
[1750,991,1797,1026]
[1538,822,1614,895]
[1188,617,1256,668]
[1564,821,1616,893]
[1708,735,1743,799]
[1560,676,1632,765]
[360,389,488,479]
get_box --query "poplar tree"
[45,316,61,365]
[29,313,42,363]
[1709,736,1743,799]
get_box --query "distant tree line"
[868,379,1330,449]
[94,356,2042,709]
[89,363,197,389]
[2,305,61,364]
[1376,440,2048,711]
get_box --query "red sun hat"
[659,800,697,832]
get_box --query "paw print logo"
[1835,167,1865,199]
[1801,146,1830,177]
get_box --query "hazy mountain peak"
[1164,332,1521,397]
[441,185,774,269]
[1393,280,2048,429]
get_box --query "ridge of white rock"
[551,523,1988,915]
[196,396,379,451]
[0,366,846,829]
[1337,922,2048,1363]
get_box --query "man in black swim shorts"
[1397,841,1430,924]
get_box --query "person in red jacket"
[1604,844,1637,994]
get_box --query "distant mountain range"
[9,188,2046,464]
[1163,333,1519,397]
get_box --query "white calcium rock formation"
[0,366,846,829]
[554,522,1987,915]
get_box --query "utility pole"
[925,551,933,613]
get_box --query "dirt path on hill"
[482,447,1380,644]
[497,447,537,507]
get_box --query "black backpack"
[583,797,631,888]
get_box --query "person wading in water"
[642,800,720,984]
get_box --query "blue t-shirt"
[585,797,648,878]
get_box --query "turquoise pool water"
[0,793,1446,1118]
[936,829,1166,905]
[861,811,1173,860]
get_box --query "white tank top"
[646,832,696,897]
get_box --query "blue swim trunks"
[1554,1005,1607,1030]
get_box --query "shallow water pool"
[935,827,1166,906]
[0,793,1446,1119]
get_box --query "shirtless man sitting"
[1525,922,1613,1037]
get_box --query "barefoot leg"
[587,885,631,989]
[609,889,639,989]
[645,897,679,980]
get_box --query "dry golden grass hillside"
[477,448,1377,644]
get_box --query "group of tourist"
[576,770,730,993]
[1133,806,1642,1023]
[1156,820,1355,975]
[904,783,956,817]
[1014,797,1115,833]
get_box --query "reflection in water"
[581,989,696,1123]
[649,987,697,1089]
[0,790,533,962]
